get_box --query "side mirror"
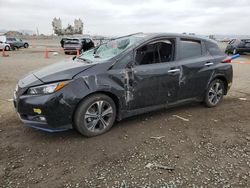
[72,56,77,60]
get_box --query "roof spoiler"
[222,54,240,63]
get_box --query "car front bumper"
[13,87,75,132]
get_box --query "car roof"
[143,33,216,44]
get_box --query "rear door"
[176,38,215,100]
[16,38,23,48]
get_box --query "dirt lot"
[0,40,250,188]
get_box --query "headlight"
[27,81,68,95]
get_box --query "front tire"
[74,94,117,137]
[205,79,225,108]
[5,46,10,51]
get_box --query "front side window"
[179,39,202,59]
[135,39,175,65]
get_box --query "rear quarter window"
[205,41,225,56]
[179,39,202,59]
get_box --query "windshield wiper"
[77,57,92,64]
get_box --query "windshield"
[78,34,146,63]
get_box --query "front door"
[126,38,181,110]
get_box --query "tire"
[204,79,225,108]
[24,43,29,48]
[74,94,117,137]
[5,46,10,51]
[11,46,17,51]
[64,52,69,55]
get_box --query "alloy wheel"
[208,81,223,105]
[84,100,114,132]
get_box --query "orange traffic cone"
[2,48,7,57]
[76,49,80,57]
[44,48,49,59]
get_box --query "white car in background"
[0,35,11,51]
[0,41,11,51]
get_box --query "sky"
[0,0,250,36]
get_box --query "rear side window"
[179,39,202,59]
[205,41,224,56]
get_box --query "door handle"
[168,69,180,73]
[204,62,214,66]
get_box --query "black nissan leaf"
[14,33,233,137]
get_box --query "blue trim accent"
[230,54,240,60]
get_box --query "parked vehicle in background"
[0,41,11,51]
[6,37,29,49]
[60,37,70,48]
[14,33,232,137]
[63,37,94,54]
[225,39,250,54]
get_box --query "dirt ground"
[0,40,250,188]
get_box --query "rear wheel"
[24,43,29,48]
[205,79,225,108]
[74,94,117,137]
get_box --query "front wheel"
[204,79,225,108]
[74,94,117,137]
[5,46,10,51]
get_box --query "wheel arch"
[72,91,121,129]
[210,75,229,95]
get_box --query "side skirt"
[119,97,201,120]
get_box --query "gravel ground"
[0,40,250,188]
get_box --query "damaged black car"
[14,33,233,137]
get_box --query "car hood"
[32,58,95,83]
